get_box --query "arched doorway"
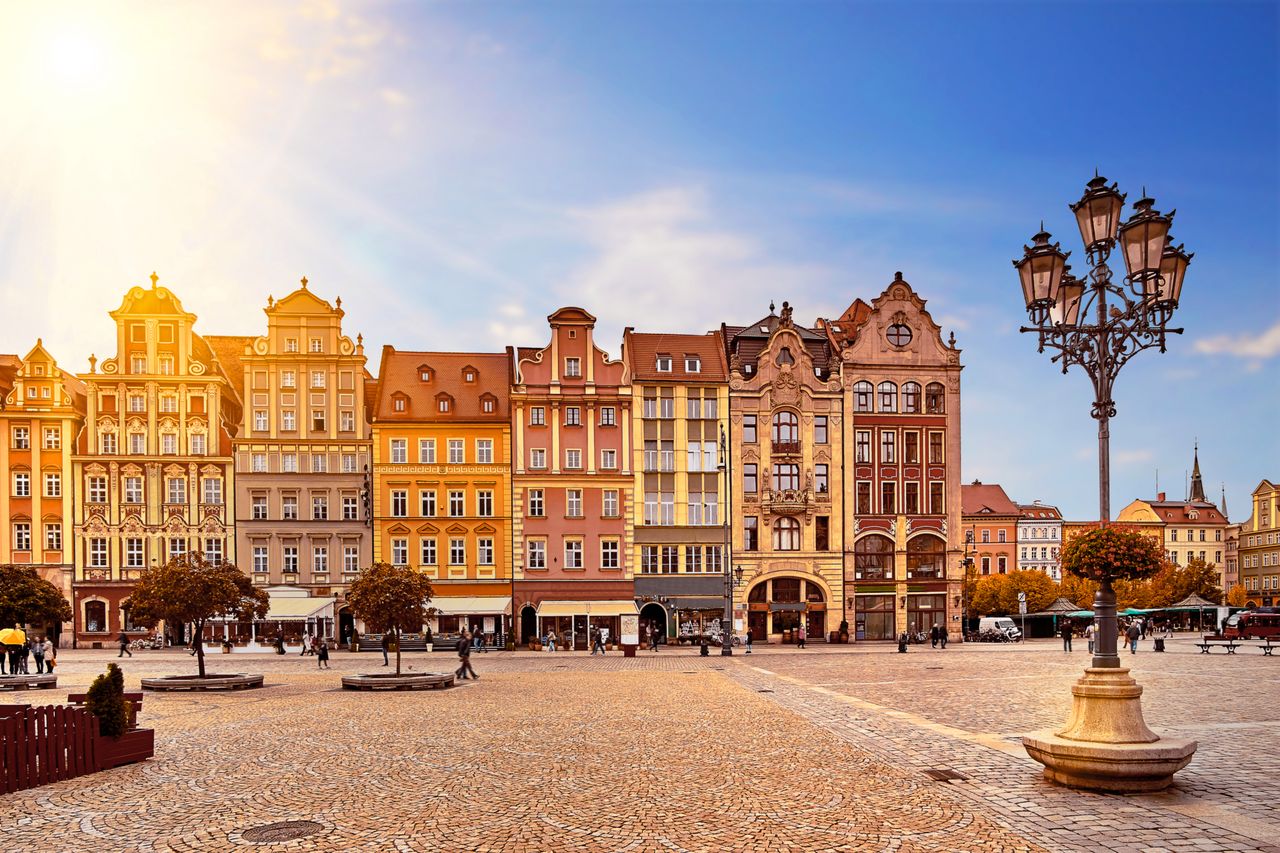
[338,606,355,646]
[639,602,667,643]
[520,605,537,644]
[746,576,828,643]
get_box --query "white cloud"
[1194,319,1280,360]
[557,186,845,346]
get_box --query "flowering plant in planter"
[1061,526,1164,584]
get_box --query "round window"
[887,323,912,347]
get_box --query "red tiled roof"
[962,482,1020,516]
[204,335,253,403]
[0,354,20,399]
[623,330,728,381]
[373,348,511,422]
[817,299,873,348]
[1017,503,1063,521]
[1145,500,1228,525]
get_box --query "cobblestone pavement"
[0,637,1274,852]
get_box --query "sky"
[1,0,1276,522]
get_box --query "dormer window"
[684,356,701,373]
[393,396,406,412]
[656,355,673,372]
[419,368,431,381]
[464,371,476,383]
[437,394,453,413]
[481,395,496,413]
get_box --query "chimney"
[1157,491,1166,502]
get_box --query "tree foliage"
[126,554,268,678]
[1061,526,1165,583]
[969,570,1058,616]
[346,562,434,676]
[86,663,129,737]
[0,564,72,627]
[1226,584,1247,607]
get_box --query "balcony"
[762,488,809,516]
[772,440,801,456]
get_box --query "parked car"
[978,616,1022,641]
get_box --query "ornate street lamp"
[1017,174,1196,793]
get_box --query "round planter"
[0,673,57,691]
[141,673,265,691]
[341,672,456,691]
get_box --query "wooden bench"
[1256,639,1278,656]
[0,674,57,691]
[1195,640,1240,654]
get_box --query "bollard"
[898,633,908,653]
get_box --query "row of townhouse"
[1,271,965,648]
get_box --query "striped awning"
[536,600,639,618]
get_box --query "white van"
[978,616,1022,640]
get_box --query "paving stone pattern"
[0,638,1274,852]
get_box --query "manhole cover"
[241,820,324,843]
[923,768,968,782]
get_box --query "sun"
[46,26,109,92]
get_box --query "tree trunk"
[195,619,206,678]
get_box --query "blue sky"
[1,0,1276,521]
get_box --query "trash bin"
[623,643,637,658]
[898,633,908,653]
[699,640,709,656]
[1153,637,1165,653]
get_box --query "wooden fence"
[0,704,101,794]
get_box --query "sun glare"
[46,27,108,91]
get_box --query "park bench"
[66,691,144,728]
[1194,639,1240,654]
[1256,638,1278,656]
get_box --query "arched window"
[925,382,945,414]
[902,382,922,413]
[906,534,945,579]
[748,583,767,603]
[878,382,897,412]
[773,517,801,551]
[854,534,894,580]
[771,411,798,443]
[853,381,873,412]
[775,347,795,366]
[85,600,107,633]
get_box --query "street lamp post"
[719,423,736,655]
[1017,174,1197,792]
[1015,174,1190,669]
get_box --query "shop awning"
[431,596,512,616]
[265,596,335,621]
[537,600,639,618]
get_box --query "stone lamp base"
[1023,667,1197,793]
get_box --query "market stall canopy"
[1120,608,1150,616]
[1165,593,1220,610]
[536,600,639,618]
[430,596,512,616]
[1028,597,1083,617]
[1066,610,1095,619]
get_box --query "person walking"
[797,624,806,649]
[299,633,309,656]
[940,624,949,649]
[32,636,45,674]
[745,628,753,654]
[546,629,557,653]
[1126,620,1141,654]
[1061,621,1073,653]
[1085,622,1095,654]
[456,630,478,680]
[930,624,940,649]
[317,640,330,669]
[589,627,599,655]
[381,632,391,666]
[42,637,56,673]
[118,631,132,658]
[650,625,660,652]
[593,628,606,655]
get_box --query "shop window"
[855,534,894,580]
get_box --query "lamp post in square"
[1017,175,1197,792]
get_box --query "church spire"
[1220,483,1228,519]
[1188,441,1206,502]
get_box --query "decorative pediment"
[200,515,224,534]
[474,523,497,535]
[158,417,178,430]
[84,513,110,535]
[415,523,440,535]
[97,417,118,432]
[163,463,186,477]
[127,417,147,432]
[446,523,469,535]
[163,513,188,533]
[85,463,108,475]
[199,464,222,476]
[120,512,146,535]
[386,523,411,535]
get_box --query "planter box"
[99,727,154,769]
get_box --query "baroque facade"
[511,308,636,649]
[219,279,373,640]
[1239,479,1279,607]
[0,342,86,645]
[370,348,513,645]
[71,276,241,646]
[1017,501,1063,581]
[962,482,1020,576]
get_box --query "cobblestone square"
[1,638,1276,852]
